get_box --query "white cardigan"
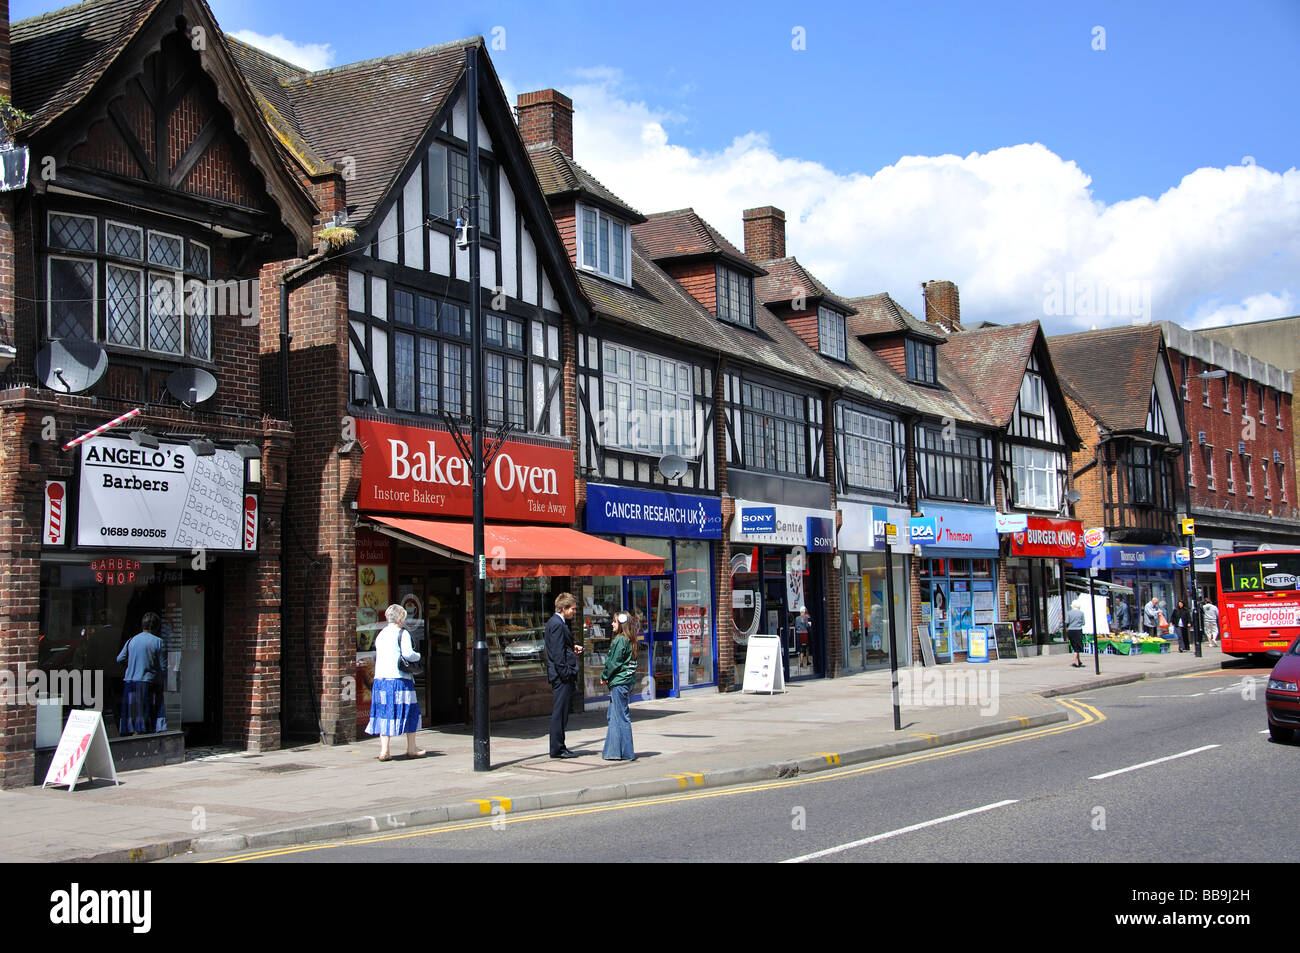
[372,624,420,680]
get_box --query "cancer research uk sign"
[77,436,251,552]
[357,418,574,523]
[586,484,721,539]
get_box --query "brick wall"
[662,260,717,315]
[552,200,577,266]
[868,335,907,377]
[1066,393,1106,532]
[783,306,819,351]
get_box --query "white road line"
[1088,745,1220,780]
[781,800,1019,864]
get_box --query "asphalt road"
[199,668,1295,864]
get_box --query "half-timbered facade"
[0,0,318,787]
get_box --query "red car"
[1265,637,1300,743]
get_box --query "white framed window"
[1225,450,1235,494]
[1282,464,1289,503]
[818,305,847,361]
[1012,444,1059,510]
[1019,372,1046,417]
[48,212,97,252]
[1202,366,1212,407]
[1179,358,1189,401]
[906,338,937,385]
[1277,393,1284,430]
[578,204,629,284]
[1204,446,1216,491]
[1222,378,1230,415]
[1263,461,1271,499]
[842,408,895,492]
[602,342,693,455]
[1259,385,1267,424]
[105,264,143,348]
[1244,454,1253,496]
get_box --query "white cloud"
[558,73,1300,336]
[230,30,335,72]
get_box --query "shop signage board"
[1009,517,1085,559]
[917,626,937,666]
[995,513,1028,533]
[909,517,937,545]
[968,627,990,662]
[42,710,119,792]
[1069,544,1183,571]
[741,634,786,694]
[993,622,1019,659]
[44,481,67,545]
[356,418,574,524]
[585,484,722,539]
[731,500,836,547]
[836,502,909,553]
[806,516,836,553]
[76,437,248,552]
[919,504,999,552]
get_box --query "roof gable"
[1048,324,1169,433]
[633,209,764,275]
[754,257,856,315]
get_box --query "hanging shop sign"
[1068,543,1185,571]
[44,481,67,546]
[731,500,836,548]
[76,437,250,553]
[356,418,574,524]
[1009,517,1085,559]
[995,513,1029,533]
[585,484,722,539]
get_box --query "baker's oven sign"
[75,436,250,552]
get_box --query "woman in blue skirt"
[367,604,425,761]
[599,611,638,761]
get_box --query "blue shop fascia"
[1067,541,1191,630]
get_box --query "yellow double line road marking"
[209,698,1104,863]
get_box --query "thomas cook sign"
[356,419,574,523]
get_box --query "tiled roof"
[12,0,165,135]
[941,322,1040,426]
[1048,324,1166,432]
[845,293,947,342]
[633,209,764,275]
[527,145,645,222]
[754,258,857,315]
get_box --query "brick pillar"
[824,392,842,676]
[0,403,47,787]
[714,359,733,689]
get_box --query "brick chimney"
[516,89,573,158]
[923,280,961,332]
[743,206,786,261]
[0,0,10,101]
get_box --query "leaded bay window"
[917,424,988,503]
[842,408,895,492]
[741,381,808,476]
[818,305,847,361]
[1011,445,1059,510]
[45,211,212,361]
[578,204,629,283]
[601,342,694,454]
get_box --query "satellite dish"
[35,339,108,393]
[1065,489,1082,504]
[657,453,688,481]
[166,367,217,406]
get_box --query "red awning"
[366,517,667,578]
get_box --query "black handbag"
[396,629,424,675]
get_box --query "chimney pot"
[743,206,786,261]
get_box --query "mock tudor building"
[0,0,318,786]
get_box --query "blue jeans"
[602,683,635,760]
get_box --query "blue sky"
[12,0,1300,332]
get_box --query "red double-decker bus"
[1216,550,1300,657]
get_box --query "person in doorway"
[545,592,582,759]
[1203,599,1220,645]
[1065,600,1086,668]
[795,606,812,670]
[366,604,425,760]
[1142,596,1161,637]
[117,612,167,735]
[599,611,638,761]
[1171,600,1191,653]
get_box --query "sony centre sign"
[356,419,574,523]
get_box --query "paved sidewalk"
[0,645,1232,862]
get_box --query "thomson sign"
[357,419,574,523]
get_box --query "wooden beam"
[170,117,220,188]
[107,100,158,183]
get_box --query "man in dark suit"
[545,592,582,758]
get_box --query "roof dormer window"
[906,338,937,385]
[716,264,754,328]
[818,305,847,361]
[578,203,629,284]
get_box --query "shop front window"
[38,559,206,743]
[581,576,651,702]
[675,540,715,687]
[485,577,555,681]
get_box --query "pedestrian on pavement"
[1171,600,1191,652]
[1203,599,1220,645]
[1113,598,1130,633]
[1157,600,1171,639]
[1142,596,1160,637]
[546,592,582,759]
[599,611,638,761]
[795,605,812,670]
[117,612,167,735]
[1065,600,1085,668]
[366,604,425,761]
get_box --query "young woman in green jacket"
[600,611,638,760]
